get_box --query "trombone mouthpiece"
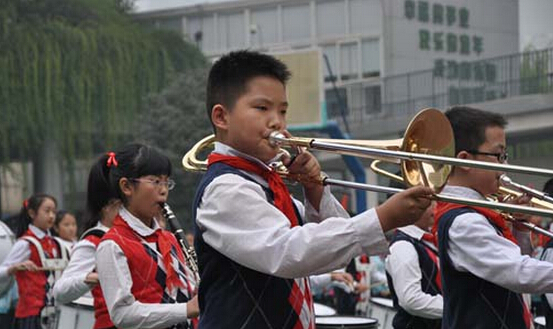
[499,174,512,187]
[268,131,286,147]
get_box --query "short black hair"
[445,106,507,155]
[206,50,291,131]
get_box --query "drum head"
[314,303,337,316]
[316,316,378,328]
[535,316,546,328]
[0,222,15,296]
[370,297,394,308]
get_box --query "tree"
[520,46,551,95]
[0,0,207,210]
[134,67,211,229]
[0,0,202,162]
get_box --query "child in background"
[0,193,69,329]
[53,210,78,251]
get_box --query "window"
[251,7,278,46]
[361,39,380,77]
[325,88,349,118]
[218,12,245,50]
[316,0,345,37]
[349,0,380,34]
[282,4,311,42]
[187,16,216,52]
[364,85,381,114]
[322,44,338,82]
[340,42,359,80]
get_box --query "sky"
[519,0,553,50]
[134,0,553,51]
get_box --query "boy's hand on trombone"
[501,193,533,231]
[84,272,100,286]
[9,260,40,274]
[376,186,434,232]
[281,130,325,210]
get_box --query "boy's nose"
[268,113,284,130]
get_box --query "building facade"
[136,0,553,209]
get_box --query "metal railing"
[327,48,553,131]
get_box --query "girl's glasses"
[132,178,176,190]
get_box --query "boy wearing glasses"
[434,106,553,329]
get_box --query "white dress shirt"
[542,248,553,307]
[96,208,190,329]
[385,225,443,318]
[53,222,109,304]
[196,142,389,279]
[0,225,56,280]
[442,185,553,293]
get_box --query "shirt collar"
[398,225,428,240]
[119,207,161,237]
[213,142,282,187]
[398,225,437,250]
[213,142,281,171]
[442,185,486,200]
[29,224,49,239]
[96,221,110,232]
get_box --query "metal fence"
[327,47,553,132]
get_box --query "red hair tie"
[106,152,118,167]
[23,199,29,208]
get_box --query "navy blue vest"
[437,207,527,329]
[193,162,304,329]
[386,230,441,329]
[540,239,553,329]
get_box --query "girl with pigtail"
[92,144,199,329]
[53,154,121,329]
[0,193,69,329]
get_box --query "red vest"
[83,233,114,329]
[100,216,194,325]
[15,229,59,318]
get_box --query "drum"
[315,316,378,328]
[368,297,396,329]
[314,302,337,316]
[535,316,546,329]
[0,221,15,296]
[55,296,95,329]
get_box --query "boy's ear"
[454,150,472,173]
[119,178,133,198]
[211,104,230,131]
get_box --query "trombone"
[370,160,553,238]
[182,108,553,220]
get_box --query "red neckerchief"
[421,232,436,245]
[208,153,299,227]
[433,202,517,245]
[112,216,184,293]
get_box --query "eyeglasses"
[467,150,508,163]
[132,178,176,190]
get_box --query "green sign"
[433,58,496,82]
[404,0,484,56]
[405,1,487,80]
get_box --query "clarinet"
[161,203,200,285]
